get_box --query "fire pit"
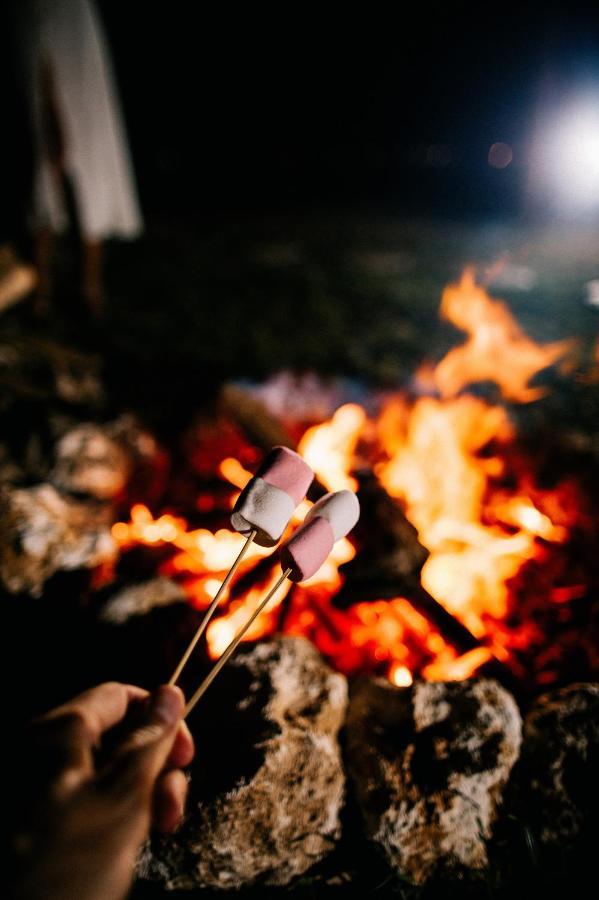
[3,270,599,896]
[105,270,598,694]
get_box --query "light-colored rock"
[51,424,131,499]
[138,636,347,890]
[50,415,161,500]
[0,483,116,595]
[54,365,104,406]
[346,677,522,885]
[99,577,186,625]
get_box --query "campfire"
[109,269,596,693]
[4,269,598,895]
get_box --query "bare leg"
[82,237,104,319]
[0,245,37,311]
[33,228,54,315]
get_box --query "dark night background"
[2,1,599,425]
[4,3,599,221]
[95,2,599,218]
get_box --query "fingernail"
[150,686,183,726]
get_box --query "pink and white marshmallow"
[304,489,361,540]
[230,446,314,547]
[280,489,360,582]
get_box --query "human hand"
[10,682,194,900]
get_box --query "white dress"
[21,0,143,240]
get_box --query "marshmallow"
[231,446,314,547]
[231,477,295,546]
[305,489,360,541]
[255,446,314,505]
[280,489,360,582]
[280,516,335,582]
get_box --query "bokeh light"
[488,142,513,169]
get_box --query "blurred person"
[0,3,37,312]
[9,682,194,900]
[16,0,143,318]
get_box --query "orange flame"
[111,501,272,612]
[298,403,365,491]
[111,270,582,688]
[434,269,574,402]
[422,646,494,681]
[376,385,571,637]
[206,565,290,658]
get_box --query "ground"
[7,213,598,432]
[4,212,599,899]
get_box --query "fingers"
[41,682,149,747]
[30,683,149,789]
[105,685,185,801]
[29,681,195,844]
[152,769,189,833]
[166,720,195,769]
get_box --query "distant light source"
[553,119,599,201]
[488,142,513,169]
[534,99,599,211]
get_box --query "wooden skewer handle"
[168,529,257,686]
[184,568,291,717]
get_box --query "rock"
[138,636,347,890]
[50,415,161,501]
[514,683,599,849]
[51,423,131,500]
[92,590,202,690]
[0,443,23,483]
[0,483,116,595]
[345,677,522,885]
[99,577,186,625]
[54,361,104,406]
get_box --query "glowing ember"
[218,457,252,489]
[111,502,272,612]
[206,566,290,658]
[389,663,413,687]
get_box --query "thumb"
[107,685,185,801]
